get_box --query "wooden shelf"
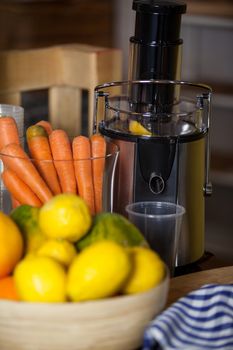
[211,83,233,96]
[210,152,233,187]
[0,0,114,50]
[211,171,233,187]
[186,0,233,18]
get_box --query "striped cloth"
[143,284,233,350]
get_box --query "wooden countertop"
[167,265,233,306]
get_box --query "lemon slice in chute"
[129,120,152,136]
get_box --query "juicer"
[94,0,212,266]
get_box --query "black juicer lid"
[133,0,186,14]
[131,0,187,44]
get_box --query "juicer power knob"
[149,173,165,194]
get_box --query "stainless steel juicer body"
[108,138,205,266]
[94,80,212,266]
[93,0,212,266]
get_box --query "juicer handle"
[204,132,212,196]
[93,90,109,134]
[200,93,213,196]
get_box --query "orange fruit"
[0,211,24,278]
[0,276,19,301]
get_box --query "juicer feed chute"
[128,0,186,113]
[129,0,186,81]
[94,80,212,266]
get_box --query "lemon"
[37,239,77,267]
[67,240,132,302]
[122,247,165,295]
[14,255,66,302]
[129,120,151,136]
[39,194,92,242]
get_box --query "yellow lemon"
[39,194,92,242]
[67,240,132,302]
[14,255,66,302]
[129,120,152,136]
[0,211,23,278]
[37,239,77,267]
[122,247,165,294]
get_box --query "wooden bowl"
[0,272,169,350]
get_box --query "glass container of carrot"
[0,104,24,212]
[0,116,119,215]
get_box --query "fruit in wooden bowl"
[0,269,169,350]
[0,195,170,350]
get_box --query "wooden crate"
[0,44,122,136]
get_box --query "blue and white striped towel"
[143,284,233,350]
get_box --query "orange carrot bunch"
[0,118,107,215]
[73,136,95,215]
[26,125,62,195]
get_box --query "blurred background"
[0,0,232,265]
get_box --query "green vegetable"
[10,205,46,253]
[76,212,148,250]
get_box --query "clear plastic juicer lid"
[95,80,212,141]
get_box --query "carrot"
[90,134,106,213]
[0,116,20,151]
[72,136,95,215]
[11,195,21,209]
[0,143,53,203]
[2,169,42,207]
[26,125,61,195]
[49,130,77,194]
[36,120,53,135]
